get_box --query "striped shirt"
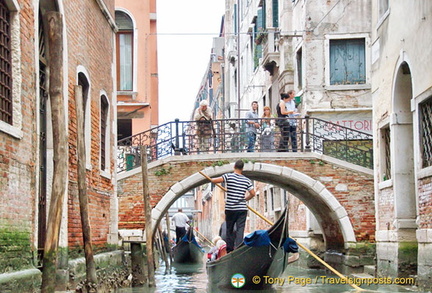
[222,173,253,211]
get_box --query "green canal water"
[115,260,421,293]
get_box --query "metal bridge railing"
[117,117,373,173]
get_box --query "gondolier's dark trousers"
[225,210,247,253]
[175,226,186,243]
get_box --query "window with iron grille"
[420,96,432,168]
[100,95,109,170]
[382,126,391,180]
[0,0,12,124]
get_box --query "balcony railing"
[117,117,373,173]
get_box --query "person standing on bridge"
[245,101,260,152]
[210,160,256,253]
[276,91,299,152]
[260,106,276,152]
[194,100,214,153]
[171,208,190,243]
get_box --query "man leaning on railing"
[194,100,213,153]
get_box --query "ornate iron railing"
[117,117,373,172]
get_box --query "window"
[115,11,133,91]
[272,0,278,27]
[270,188,274,210]
[100,95,109,170]
[0,0,12,124]
[330,38,366,85]
[296,47,303,89]
[381,126,391,180]
[420,97,432,168]
[78,71,91,167]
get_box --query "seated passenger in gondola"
[216,239,227,259]
[207,236,227,261]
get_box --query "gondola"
[172,227,205,264]
[206,206,299,290]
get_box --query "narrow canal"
[115,259,419,293]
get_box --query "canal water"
[115,259,421,293]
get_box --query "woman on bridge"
[260,106,276,152]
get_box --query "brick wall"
[0,0,38,272]
[0,0,117,275]
[117,158,375,243]
[418,176,432,229]
[64,0,115,249]
[377,187,395,230]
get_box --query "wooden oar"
[199,170,365,291]
[242,211,364,291]
[194,227,214,246]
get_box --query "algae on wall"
[0,227,34,273]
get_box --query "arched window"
[100,94,109,171]
[115,11,133,91]
[78,71,91,166]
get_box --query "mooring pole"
[75,85,97,288]
[140,145,155,287]
[41,12,67,293]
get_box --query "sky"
[156,1,225,124]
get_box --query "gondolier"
[210,160,256,253]
[171,208,190,244]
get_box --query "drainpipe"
[237,0,241,118]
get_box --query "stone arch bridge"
[117,152,374,252]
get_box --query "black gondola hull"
[172,227,204,264]
[172,241,204,264]
[206,206,294,290]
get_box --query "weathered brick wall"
[418,176,432,228]
[65,0,115,249]
[266,159,375,242]
[377,187,395,230]
[288,194,308,231]
[1,0,117,276]
[117,158,375,243]
[0,0,38,272]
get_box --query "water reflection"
[116,261,420,293]
[116,261,208,293]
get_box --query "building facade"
[0,0,122,291]
[115,0,159,140]
[205,0,432,289]
[371,0,432,290]
[193,0,375,266]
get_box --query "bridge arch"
[151,161,356,250]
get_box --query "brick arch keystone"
[151,161,356,250]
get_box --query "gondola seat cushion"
[282,237,299,253]
[244,230,271,247]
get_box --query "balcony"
[261,27,280,76]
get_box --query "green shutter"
[272,0,278,27]
[257,8,263,32]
